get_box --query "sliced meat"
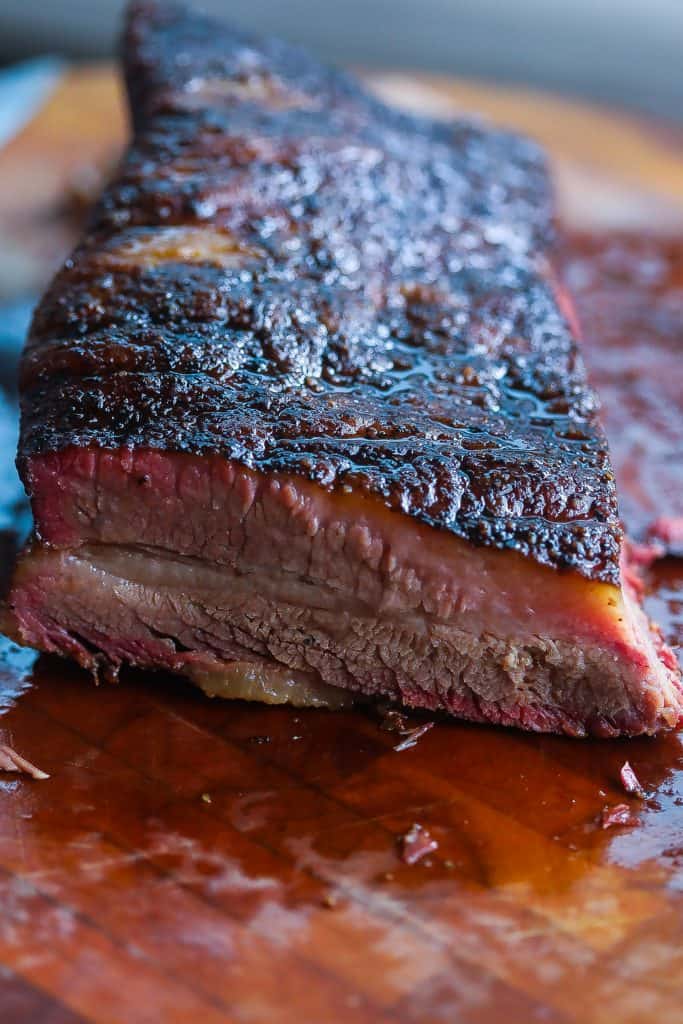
[8,451,681,736]
[4,0,681,736]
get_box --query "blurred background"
[0,0,682,123]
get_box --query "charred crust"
[18,0,621,583]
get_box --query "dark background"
[0,0,682,123]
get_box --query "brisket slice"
[5,0,681,736]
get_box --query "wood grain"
[0,66,681,1024]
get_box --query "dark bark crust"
[18,0,621,582]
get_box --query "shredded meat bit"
[0,744,49,780]
[394,723,435,752]
[600,804,635,830]
[620,761,645,798]
[378,707,435,750]
[399,823,439,864]
[379,708,411,733]
[647,516,683,552]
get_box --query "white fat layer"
[188,661,354,709]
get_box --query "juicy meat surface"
[5,0,682,736]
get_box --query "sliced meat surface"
[5,0,682,736]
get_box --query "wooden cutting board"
[0,66,682,1024]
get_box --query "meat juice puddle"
[0,234,680,881]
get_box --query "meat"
[0,745,49,780]
[647,517,683,558]
[4,0,682,736]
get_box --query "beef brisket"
[5,0,682,735]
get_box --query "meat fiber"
[4,0,682,736]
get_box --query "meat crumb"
[620,761,645,798]
[379,709,410,733]
[378,708,435,750]
[394,722,434,752]
[600,803,635,830]
[0,744,49,780]
[646,516,683,556]
[399,823,438,864]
